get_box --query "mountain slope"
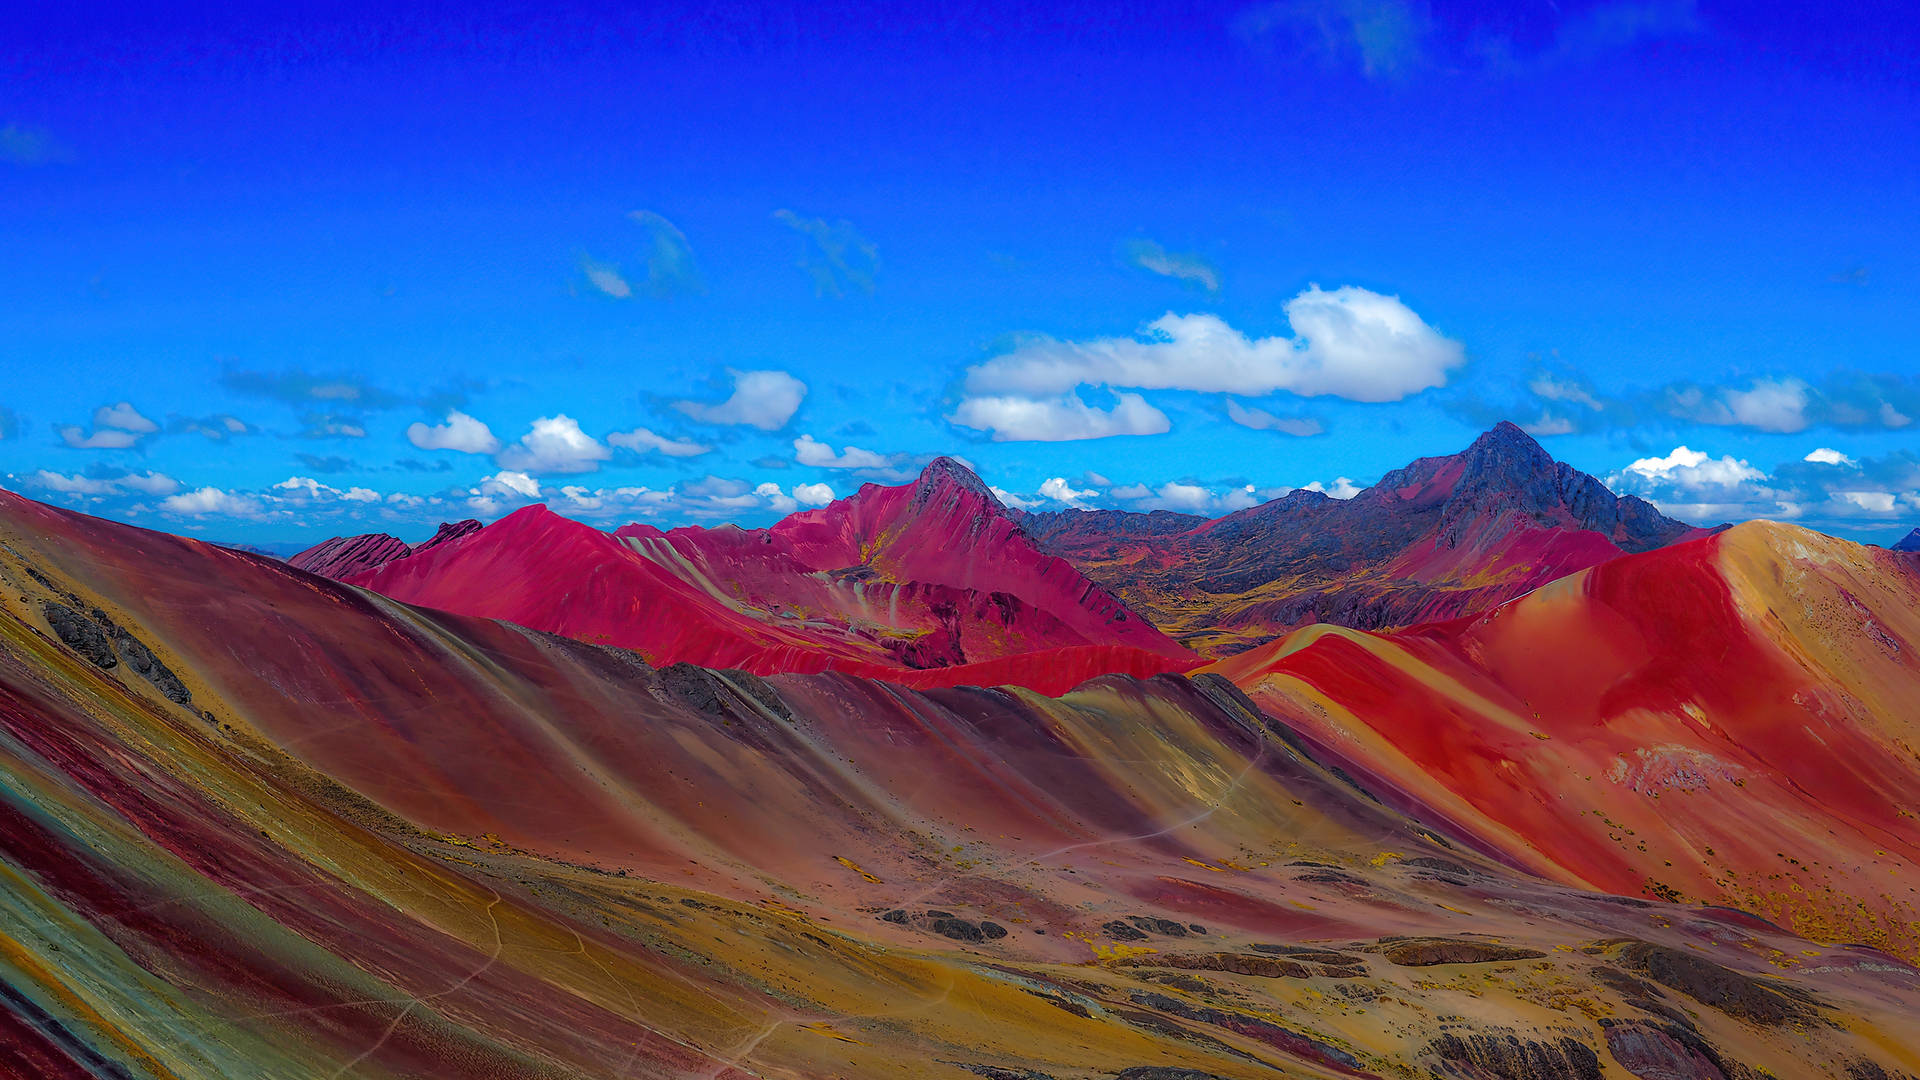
[2,487,1916,1078]
[1024,422,1712,654]
[1211,520,1920,960]
[336,459,1191,685]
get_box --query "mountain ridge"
[1022,421,1715,654]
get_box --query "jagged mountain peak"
[913,455,995,501]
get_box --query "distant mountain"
[287,518,480,578]
[315,458,1191,685]
[1894,527,1920,552]
[1021,422,1714,654]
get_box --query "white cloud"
[1303,477,1362,499]
[1622,446,1765,487]
[1804,447,1855,466]
[1834,490,1897,513]
[495,415,611,474]
[792,434,892,469]
[407,411,501,454]
[607,426,711,458]
[480,470,541,498]
[753,481,799,514]
[160,487,263,517]
[676,369,807,431]
[32,469,179,497]
[962,285,1462,403]
[94,402,158,433]
[120,471,181,495]
[793,482,835,506]
[949,391,1171,442]
[1121,481,1260,514]
[1226,400,1324,436]
[1668,377,1812,434]
[57,426,141,449]
[1038,476,1097,507]
[990,486,1042,510]
[274,476,383,503]
[33,470,115,495]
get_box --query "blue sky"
[4,1,1918,546]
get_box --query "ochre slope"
[1212,521,1920,960]
[2,490,1915,1077]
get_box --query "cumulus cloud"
[160,487,264,517]
[466,470,543,515]
[1226,400,1324,436]
[407,410,501,454]
[273,476,380,502]
[495,415,611,474]
[1621,446,1766,487]
[93,402,158,434]
[676,369,807,431]
[774,210,879,296]
[950,391,1171,442]
[792,482,835,506]
[607,426,711,458]
[965,287,1461,402]
[1804,447,1856,466]
[792,434,893,469]
[1125,239,1221,293]
[952,285,1459,441]
[1303,477,1363,499]
[1038,477,1098,507]
[754,482,799,514]
[1123,481,1262,515]
[56,401,158,449]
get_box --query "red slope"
[345,459,1191,684]
[1209,521,1920,957]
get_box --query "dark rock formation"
[1615,942,1819,1026]
[43,602,117,668]
[1380,937,1545,966]
[1427,1031,1603,1080]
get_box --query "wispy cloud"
[1235,0,1702,81]
[1125,239,1221,293]
[774,210,879,296]
[0,123,71,165]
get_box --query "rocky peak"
[1894,528,1920,553]
[909,456,999,515]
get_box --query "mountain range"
[1021,421,1714,653]
[2,424,1917,1078]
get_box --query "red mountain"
[1020,421,1715,654]
[327,458,1192,687]
[287,517,480,578]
